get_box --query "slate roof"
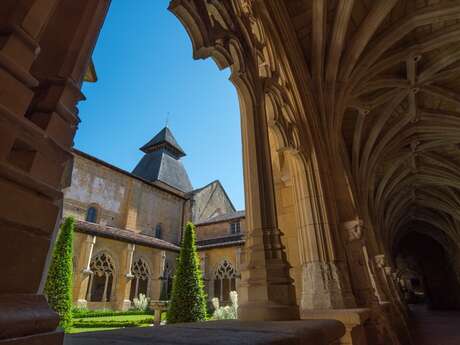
[195,210,245,225]
[140,127,185,157]
[74,220,180,252]
[132,127,193,193]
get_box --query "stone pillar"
[199,252,209,297]
[116,243,135,310]
[74,235,96,307]
[0,1,104,344]
[151,250,166,300]
[287,151,356,312]
[236,247,242,291]
[237,87,298,321]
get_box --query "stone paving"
[410,305,460,345]
[65,319,344,345]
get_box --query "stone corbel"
[341,218,364,242]
[374,254,386,269]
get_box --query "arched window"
[130,258,150,300]
[86,252,115,302]
[155,224,162,239]
[214,260,236,303]
[86,206,98,223]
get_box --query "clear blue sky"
[77,0,244,210]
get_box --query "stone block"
[302,308,371,345]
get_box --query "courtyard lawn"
[75,314,154,322]
[68,313,154,334]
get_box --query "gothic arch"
[130,256,152,299]
[86,251,116,302]
[213,259,237,303]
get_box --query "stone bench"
[65,319,345,345]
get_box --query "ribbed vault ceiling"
[283,0,460,251]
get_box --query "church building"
[64,126,245,310]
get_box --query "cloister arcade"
[2,1,460,345]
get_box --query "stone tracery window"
[86,252,115,302]
[130,257,150,300]
[214,260,236,303]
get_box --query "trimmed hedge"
[72,318,154,328]
[72,309,151,319]
[167,222,207,323]
[45,217,74,330]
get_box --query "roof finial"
[165,112,170,128]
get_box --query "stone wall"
[196,219,246,241]
[64,152,185,244]
[72,231,176,310]
[192,181,236,223]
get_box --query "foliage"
[211,291,238,320]
[72,318,153,328]
[45,217,74,330]
[166,222,207,323]
[133,293,150,311]
[72,307,151,319]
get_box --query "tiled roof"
[74,220,244,251]
[196,234,245,249]
[74,220,180,252]
[195,210,245,225]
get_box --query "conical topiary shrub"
[167,222,207,323]
[45,216,74,330]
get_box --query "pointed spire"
[139,127,186,158]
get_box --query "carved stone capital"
[384,266,393,276]
[81,268,93,276]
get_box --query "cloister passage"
[5,1,460,345]
[395,229,460,310]
[393,225,460,344]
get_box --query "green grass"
[69,314,154,334]
[74,314,153,322]
[67,324,152,334]
[67,327,120,334]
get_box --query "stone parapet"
[0,293,63,344]
[302,308,371,345]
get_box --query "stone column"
[0,1,100,344]
[74,235,96,307]
[116,243,135,310]
[151,250,165,300]
[199,252,209,298]
[236,247,242,291]
[237,86,298,321]
[287,151,356,311]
